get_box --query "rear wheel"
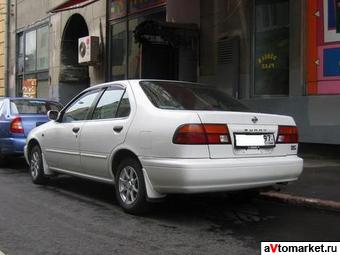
[29,145,47,185]
[115,157,149,214]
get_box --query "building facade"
[7,0,107,104]
[5,0,340,144]
[0,0,7,96]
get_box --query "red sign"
[23,79,37,98]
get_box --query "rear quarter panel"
[125,81,210,159]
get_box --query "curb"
[260,191,340,212]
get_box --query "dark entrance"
[141,44,178,80]
[135,20,199,82]
[59,14,90,105]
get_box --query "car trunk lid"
[18,115,49,137]
[197,111,298,158]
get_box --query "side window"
[62,91,100,123]
[0,100,4,114]
[92,88,125,120]
[116,91,131,118]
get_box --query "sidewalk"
[261,143,340,211]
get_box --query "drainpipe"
[4,0,10,96]
[105,0,110,82]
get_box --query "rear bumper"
[140,155,303,194]
[0,137,26,155]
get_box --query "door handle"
[72,127,80,133]
[113,126,123,133]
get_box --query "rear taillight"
[10,117,24,134]
[173,124,231,144]
[276,126,298,144]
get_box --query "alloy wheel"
[118,166,139,205]
[30,151,40,179]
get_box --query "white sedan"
[25,80,303,213]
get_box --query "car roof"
[83,79,202,92]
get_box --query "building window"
[111,22,127,81]
[16,24,49,98]
[25,30,37,72]
[128,11,166,79]
[254,0,289,96]
[37,26,49,70]
[109,0,166,81]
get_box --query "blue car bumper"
[0,137,26,155]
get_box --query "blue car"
[0,98,63,161]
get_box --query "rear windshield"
[10,99,63,115]
[140,81,250,112]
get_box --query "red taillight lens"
[203,124,230,144]
[10,117,24,134]
[276,126,298,144]
[173,124,231,144]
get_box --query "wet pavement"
[0,158,339,255]
[279,158,340,203]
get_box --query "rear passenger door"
[79,85,132,178]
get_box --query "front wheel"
[29,145,47,185]
[115,157,149,214]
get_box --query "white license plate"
[234,134,275,148]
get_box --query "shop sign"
[129,0,166,14]
[110,0,127,20]
[257,53,278,70]
[23,79,37,98]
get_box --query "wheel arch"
[110,148,166,200]
[111,148,140,178]
[26,138,41,159]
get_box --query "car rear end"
[0,99,62,156]
[135,81,303,194]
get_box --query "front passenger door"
[43,90,102,173]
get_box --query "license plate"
[234,133,275,148]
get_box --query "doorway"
[59,14,90,105]
[141,43,178,80]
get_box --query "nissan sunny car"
[24,80,303,213]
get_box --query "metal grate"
[217,38,233,65]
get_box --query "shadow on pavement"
[2,159,340,246]
[0,157,28,173]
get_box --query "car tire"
[115,157,149,214]
[29,145,47,185]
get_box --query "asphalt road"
[0,158,339,255]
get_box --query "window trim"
[59,88,105,123]
[89,84,130,120]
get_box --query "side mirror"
[47,110,59,121]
